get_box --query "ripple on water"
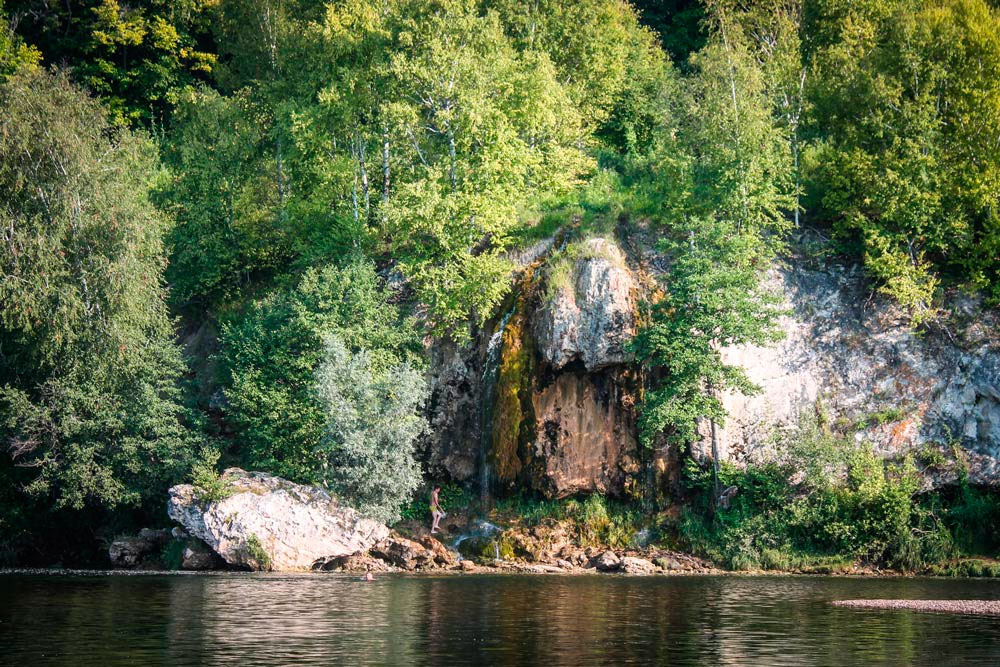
[2,573,1000,666]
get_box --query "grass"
[510,167,630,250]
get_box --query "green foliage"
[494,492,642,549]
[630,1,793,448]
[158,86,289,310]
[926,559,1000,578]
[160,538,186,571]
[0,69,199,511]
[314,334,427,524]
[8,0,217,126]
[245,533,272,571]
[674,424,969,571]
[399,482,473,522]
[0,2,40,79]
[806,0,1000,317]
[219,259,422,483]
[189,448,234,503]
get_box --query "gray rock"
[370,535,435,570]
[180,540,221,571]
[167,468,389,571]
[654,556,683,571]
[534,238,637,372]
[619,556,658,574]
[697,261,1000,488]
[108,529,169,568]
[592,550,621,572]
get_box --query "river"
[2,573,999,665]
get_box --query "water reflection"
[2,573,1000,666]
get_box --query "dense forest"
[2,0,1000,569]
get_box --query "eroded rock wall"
[698,260,1000,486]
[421,233,1000,496]
[421,235,643,498]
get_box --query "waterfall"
[479,307,514,509]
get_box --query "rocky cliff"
[702,258,1000,487]
[420,231,1000,497]
[422,236,645,499]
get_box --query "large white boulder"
[167,468,389,571]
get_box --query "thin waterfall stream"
[478,307,515,510]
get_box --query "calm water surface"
[2,573,1000,666]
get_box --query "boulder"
[654,556,684,572]
[108,528,170,569]
[167,468,389,571]
[180,539,223,571]
[370,535,435,570]
[318,552,393,573]
[591,550,621,572]
[418,535,456,566]
[619,556,658,574]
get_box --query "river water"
[2,573,999,666]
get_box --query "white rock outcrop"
[698,262,1000,487]
[534,238,637,371]
[167,468,389,571]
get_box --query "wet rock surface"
[423,228,1000,497]
[167,468,389,571]
[422,235,643,498]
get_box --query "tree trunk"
[382,124,390,203]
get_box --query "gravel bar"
[833,599,1000,616]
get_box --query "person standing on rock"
[430,486,444,534]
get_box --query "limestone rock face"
[167,468,389,571]
[528,369,639,497]
[534,238,637,372]
[699,261,1000,487]
[421,236,644,498]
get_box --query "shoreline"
[3,566,998,579]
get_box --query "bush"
[218,259,422,483]
[675,424,966,572]
[314,335,427,524]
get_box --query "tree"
[631,2,793,473]
[805,0,1000,318]
[1,1,39,80]
[0,69,198,510]
[315,335,426,523]
[218,259,422,483]
[7,0,217,126]
[157,86,289,310]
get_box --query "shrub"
[675,423,964,572]
[314,335,427,524]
